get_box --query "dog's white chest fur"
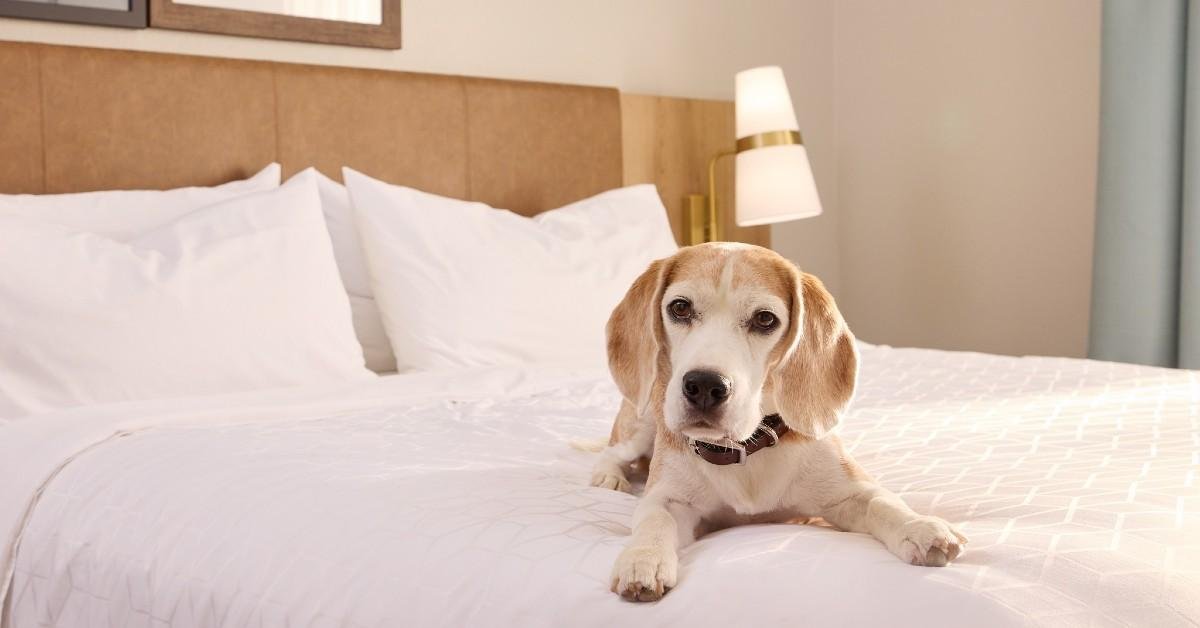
[690,444,816,516]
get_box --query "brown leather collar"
[689,414,789,466]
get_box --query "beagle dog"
[591,242,967,602]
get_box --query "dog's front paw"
[891,516,968,567]
[590,468,631,493]
[610,544,677,602]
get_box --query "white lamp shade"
[736,144,822,226]
[733,65,821,227]
[735,66,799,137]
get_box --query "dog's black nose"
[682,370,731,411]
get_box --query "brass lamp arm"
[704,150,736,243]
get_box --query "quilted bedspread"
[1,345,1197,627]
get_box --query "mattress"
[1,345,1197,627]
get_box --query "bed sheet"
[2,346,1198,627]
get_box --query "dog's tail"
[568,438,608,453]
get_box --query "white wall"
[831,0,1100,358]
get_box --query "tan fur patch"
[768,264,859,439]
[833,435,873,482]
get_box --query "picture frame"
[149,0,401,50]
[0,0,147,28]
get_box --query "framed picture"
[0,0,147,28]
[149,0,400,49]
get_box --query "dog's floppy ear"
[769,265,858,439]
[606,257,672,419]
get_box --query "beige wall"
[830,0,1100,358]
[1,1,1100,357]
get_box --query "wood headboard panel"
[0,41,621,216]
[0,41,767,245]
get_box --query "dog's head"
[606,242,858,443]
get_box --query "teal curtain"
[1090,0,1200,368]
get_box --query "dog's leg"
[590,404,654,493]
[590,446,636,492]
[610,492,699,602]
[820,483,967,567]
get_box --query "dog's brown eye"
[668,298,693,321]
[752,310,779,332]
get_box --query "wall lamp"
[684,66,822,245]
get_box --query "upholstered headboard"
[0,41,768,245]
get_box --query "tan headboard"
[0,41,767,245]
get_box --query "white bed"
[2,343,1196,628]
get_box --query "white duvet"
[1,345,1198,627]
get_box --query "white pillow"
[0,163,280,237]
[344,168,678,371]
[0,170,372,419]
[0,165,396,374]
[310,170,397,373]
